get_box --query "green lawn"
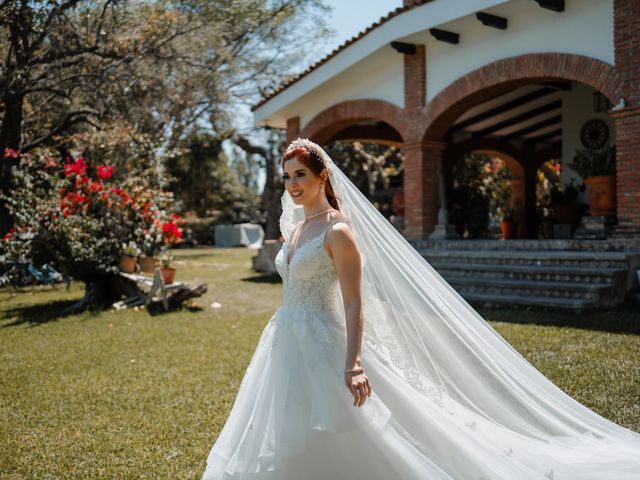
[1,247,639,479]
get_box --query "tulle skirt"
[202,304,640,480]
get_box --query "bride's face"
[283,156,323,205]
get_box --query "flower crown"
[285,138,333,172]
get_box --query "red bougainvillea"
[3,148,20,159]
[161,221,183,244]
[97,165,115,180]
[1,146,182,281]
[2,228,15,241]
[64,157,88,176]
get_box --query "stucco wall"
[426,0,614,103]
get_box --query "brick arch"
[300,99,408,146]
[421,53,623,141]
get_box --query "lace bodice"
[275,222,341,312]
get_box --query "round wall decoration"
[580,118,609,149]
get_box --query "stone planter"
[119,254,137,273]
[252,239,283,273]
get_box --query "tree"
[168,130,262,223]
[1,143,184,309]
[447,153,514,238]
[0,0,330,234]
[232,129,286,239]
[324,141,404,198]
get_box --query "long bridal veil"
[280,138,640,476]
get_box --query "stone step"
[428,261,626,286]
[459,292,601,311]
[415,245,639,310]
[420,249,631,269]
[443,275,616,304]
[410,238,640,252]
[612,225,640,239]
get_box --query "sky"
[320,0,403,55]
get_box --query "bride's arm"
[326,222,372,407]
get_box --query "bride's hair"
[281,145,340,211]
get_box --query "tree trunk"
[61,273,207,314]
[232,134,283,240]
[61,274,140,313]
[0,89,25,236]
[261,152,282,240]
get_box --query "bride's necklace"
[304,207,334,221]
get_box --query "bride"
[202,138,640,479]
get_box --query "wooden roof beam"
[525,128,562,144]
[429,28,459,44]
[390,41,417,54]
[452,87,558,133]
[501,115,562,141]
[472,99,562,138]
[534,0,564,12]
[476,12,507,30]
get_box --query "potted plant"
[551,181,581,225]
[497,205,518,240]
[568,145,616,216]
[159,251,176,284]
[120,242,140,273]
[139,230,163,274]
[139,255,157,273]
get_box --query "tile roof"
[251,0,436,112]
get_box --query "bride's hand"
[344,370,372,407]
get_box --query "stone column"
[404,44,425,114]
[401,41,436,239]
[610,107,640,235]
[612,0,640,235]
[402,140,444,239]
[286,116,300,143]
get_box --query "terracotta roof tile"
[251,0,436,112]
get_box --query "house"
[253,0,640,308]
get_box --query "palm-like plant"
[568,145,616,179]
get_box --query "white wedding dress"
[202,138,640,480]
[201,217,640,480]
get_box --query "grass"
[1,247,639,479]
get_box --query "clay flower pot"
[139,255,157,273]
[119,254,137,273]
[584,175,616,216]
[500,221,518,240]
[161,267,176,284]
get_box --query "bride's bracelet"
[344,367,364,375]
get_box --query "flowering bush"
[536,159,564,220]
[1,146,183,282]
[122,241,141,257]
[472,157,513,224]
